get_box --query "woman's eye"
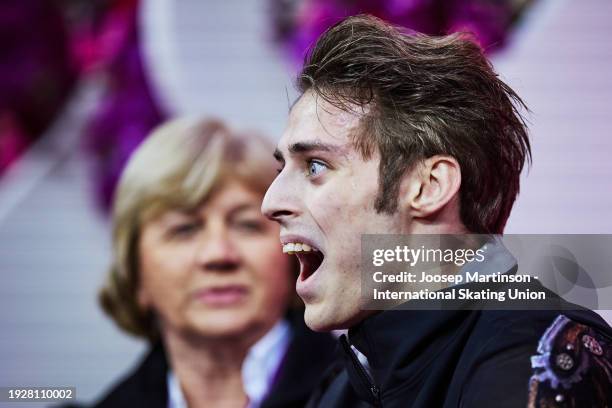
[307,160,328,177]
[169,222,200,238]
[234,220,265,233]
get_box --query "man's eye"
[307,160,328,177]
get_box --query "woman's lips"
[194,285,249,306]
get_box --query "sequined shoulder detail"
[528,315,612,407]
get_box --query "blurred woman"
[93,118,336,408]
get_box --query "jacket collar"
[345,307,479,404]
[343,239,519,404]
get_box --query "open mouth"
[282,242,325,281]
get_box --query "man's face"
[262,91,406,331]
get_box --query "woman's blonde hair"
[99,117,280,341]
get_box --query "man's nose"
[261,174,300,224]
[196,232,241,272]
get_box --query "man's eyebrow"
[273,141,348,163]
[288,141,345,155]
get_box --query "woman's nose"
[195,231,241,272]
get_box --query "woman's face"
[137,180,292,341]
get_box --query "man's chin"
[303,303,347,332]
[303,301,378,332]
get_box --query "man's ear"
[400,155,461,218]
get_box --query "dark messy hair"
[298,14,531,234]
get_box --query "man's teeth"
[282,242,318,254]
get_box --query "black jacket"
[309,285,612,407]
[78,314,337,408]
